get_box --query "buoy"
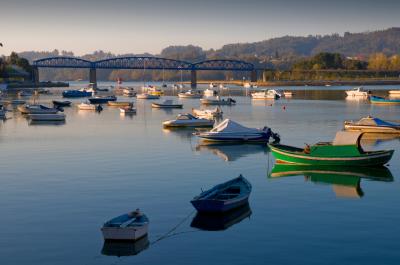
[283,105,286,110]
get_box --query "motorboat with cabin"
[345,87,369,97]
[77,102,103,111]
[203,88,217,97]
[200,96,236,105]
[163,113,214,128]
[178,90,203,99]
[251,89,281,100]
[192,107,223,119]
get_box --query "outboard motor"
[96,104,103,112]
[271,132,281,143]
[55,105,64,112]
[229,98,236,104]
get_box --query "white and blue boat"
[195,119,276,143]
[62,89,93,98]
[370,95,400,105]
[191,175,252,213]
[101,209,149,241]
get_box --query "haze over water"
[0,83,399,264]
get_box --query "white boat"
[388,90,400,96]
[163,114,214,127]
[101,209,149,241]
[123,88,136,97]
[77,102,102,111]
[18,104,59,114]
[251,89,281,100]
[344,116,400,134]
[200,96,236,105]
[209,83,217,88]
[192,107,223,119]
[219,84,228,90]
[29,113,66,121]
[195,119,276,143]
[136,93,160,99]
[142,85,163,96]
[345,87,369,97]
[244,83,257,89]
[203,88,217,97]
[120,105,137,114]
[17,91,33,97]
[178,90,203,98]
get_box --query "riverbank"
[5,81,69,89]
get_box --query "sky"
[1,0,399,56]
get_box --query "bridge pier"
[191,69,197,88]
[89,68,97,88]
[251,70,257,83]
[32,66,39,86]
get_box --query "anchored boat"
[136,93,160,99]
[151,100,183,108]
[200,96,236,105]
[251,89,281,100]
[163,114,214,127]
[62,89,93,98]
[77,102,102,111]
[370,95,400,105]
[88,96,117,104]
[52,100,71,107]
[101,209,149,241]
[344,116,400,134]
[29,113,66,121]
[345,87,369,97]
[108,101,134,107]
[269,131,394,166]
[192,107,223,119]
[191,175,252,213]
[195,119,277,143]
[178,90,203,99]
[18,104,59,114]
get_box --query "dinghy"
[151,100,183,108]
[101,209,149,241]
[344,116,400,134]
[52,100,72,107]
[200,96,236,105]
[120,105,137,114]
[191,175,252,213]
[163,114,214,127]
[195,119,278,143]
[178,90,203,99]
[18,104,59,114]
[269,131,394,166]
[77,102,102,111]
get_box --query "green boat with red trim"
[268,131,394,166]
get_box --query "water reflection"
[191,203,252,231]
[162,127,208,141]
[28,120,66,126]
[195,143,268,162]
[269,164,393,198]
[101,236,149,257]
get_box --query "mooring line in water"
[151,210,196,245]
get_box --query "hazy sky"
[1,0,399,55]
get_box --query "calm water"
[0,83,399,265]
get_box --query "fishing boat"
[345,87,369,97]
[108,101,133,107]
[195,119,278,143]
[88,95,117,104]
[136,93,160,99]
[151,100,183,108]
[192,107,223,119]
[200,96,236,105]
[269,164,393,198]
[101,209,149,241]
[62,89,93,98]
[52,100,71,107]
[344,116,400,134]
[29,113,66,121]
[269,131,394,166]
[101,235,149,257]
[77,102,102,111]
[204,88,217,97]
[178,90,203,99]
[18,104,59,114]
[251,89,281,100]
[190,203,252,231]
[370,95,400,105]
[120,105,136,114]
[163,114,214,128]
[191,175,252,213]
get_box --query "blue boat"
[369,95,400,105]
[62,89,93,98]
[88,96,117,104]
[191,175,252,213]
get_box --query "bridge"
[32,56,257,88]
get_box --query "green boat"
[268,164,393,198]
[268,131,394,166]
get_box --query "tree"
[368,53,389,70]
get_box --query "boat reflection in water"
[269,164,393,198]
[360,133,400,147]
[101,235,149,257]
[195,143,267,162]
[28,120,66,126]
[162,127,209,142]
[191,203,252,231]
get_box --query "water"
[0,83,399,265]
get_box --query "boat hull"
[370,95,400,105]
[89,97,117,104]
[344,124,400,134]
[29,114,65,121]
[151,103,183,108]
[269,144,394,166]
[108,102,133,107]
[198,133,270,143]
[191,195,249,213]
[101,224,148,241]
